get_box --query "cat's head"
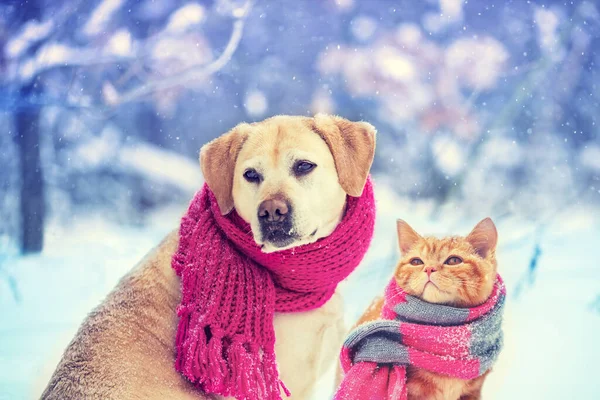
[394,218,498,307]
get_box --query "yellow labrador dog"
[41,114,376,399]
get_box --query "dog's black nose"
[258,197,289,223]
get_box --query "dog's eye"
[294,161,316,176]
[409,258,424,266]
[444,256,463,266]
[243,169,261,183]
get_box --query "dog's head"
[200,114,376,252]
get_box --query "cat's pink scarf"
[334,275,505,400]
[172,178,375,400]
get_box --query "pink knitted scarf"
[172,178,376,400]
[334,275,505,400]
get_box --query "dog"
[40,114,376,399]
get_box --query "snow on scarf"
[334,275,505,400]
[172,178,376,400]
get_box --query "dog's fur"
[41,114,376,399]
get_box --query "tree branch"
[111,0,254,107]
[2,0,255,113]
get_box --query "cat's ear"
[466,218,498,258]
[396,219,422,254]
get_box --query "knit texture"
[334,275,505,400]
[172,178,376,400]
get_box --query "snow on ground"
[1,181,599,399]
[0,206,184,400]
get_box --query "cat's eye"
[409,258,424,266]
[243,169,262,183]
[444,256,463,266]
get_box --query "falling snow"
[1,1,599,399]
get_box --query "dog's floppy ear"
[312,114,376,197]
[200,123,251,214]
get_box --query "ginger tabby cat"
[355,218,499,400]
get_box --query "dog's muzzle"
[258,196,297,248]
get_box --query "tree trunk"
[15,81,45,254]
[13,0,45,254]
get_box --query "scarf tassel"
[204,334,227,392]
[174,309,189,372]
[224,342,285,400]
[177,328,287,400]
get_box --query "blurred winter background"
[1,0,599,398]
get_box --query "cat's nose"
[424,266,437,277]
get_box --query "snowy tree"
[0,0,253,252]
[0,0,598,252]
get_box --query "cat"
[354,217,499,400]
